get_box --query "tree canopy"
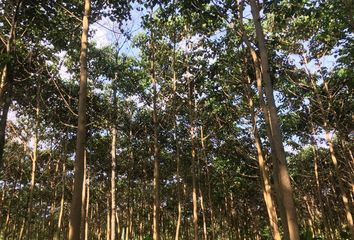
[0,0,353,240]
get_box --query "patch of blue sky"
[91,3,146,57]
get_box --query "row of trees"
[0,0,353,239]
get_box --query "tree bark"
[125,119,135,240]
[107,197,111,240]
[80,151,87,240]
[189,67,199,240]
[185,27,199,240]
[68,0,90,239]
[245,40,289,239]
[111,126,117,240]
[53,156,66,240]
[171,22,182,240]
[236,3,290,237]
[84,170,90,240]
[110,72,118,240]
[199,188,208,240]
[26,83,40,240]
[249,1,300,239]
[200,126,216,240]
[245,74,281,240]
[149,11,161,239]
[308,112,333,239]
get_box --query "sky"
[91,6,145,57]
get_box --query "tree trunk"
[339,135,354,197]
[249,1,300,239]
[53,157,66,240]
[49,161,60,237]
[111,126,117,240]
[68,0,90,239]
[80,151,87,240]
[236,3,290,238]
[149,11,161,239]
[126,117,135,240]
[84,165,90,240]
[107,197,111,240]
[245,74,281,240]
[171,24,182,240]
[0,179,7,232]
[26,83,40,240]
[308,115,333,239]
[190,69,198,240]
[246,42,290,239]
[325,130,354,239]
[185,27,199,240]
[199,189,208,240]
[200,126,216,240]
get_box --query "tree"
[0,1,353,239]
[68,0,91,239]
[248,1,300,239]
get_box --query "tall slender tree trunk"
[200,126,216,240]
[110,85,117,240]
[80,151,87,240]
[339,135,354,197]
[125,120,135,240]
[325,129,354,239]
[149,10,160,239]
[185,27,199,240]
[16,145,26,240]
[303,196,316,235]
[229,192,241,240]
[140,129,149,240]
[199,188,208,240]
[244,74,281,240]
[245,40,290,239]
[26,83,40,240]
[3,174,19,239]
[237,2,289,238]
[107,197,111,240]
[152,58,160,240]
[116,209,121,240]
[3,201,11,239]
[111,126,117,240]
[308,113,333,239]
[171,20,182,240]
[84,170,90,240]
[68,0,90,239]
[53,156,66,240]
[49,161,60,237]
[249,1,300,239]
[174,126,182,240]
[0,179,7,232]
[189,65,198,240]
